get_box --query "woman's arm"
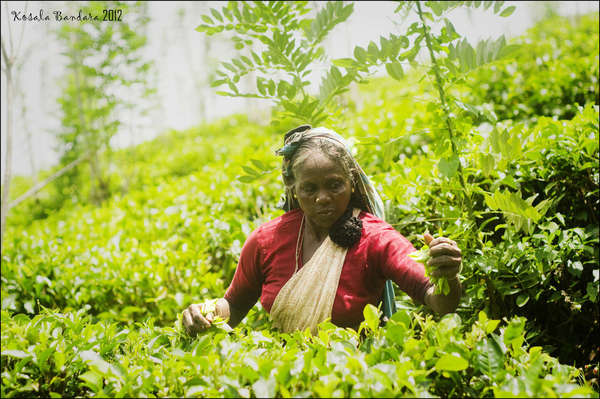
[373,228,462,315]
[218,298,247,328]
[182,227,264,336]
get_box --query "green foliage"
[196,1,355,126]
[348,80,598,380]
[2,8,599,398]
[337,1,517,80]
[2,117,282,324]
[329,1,523,227]
[483,189,552,234]
[327,4,598,378]
[2,307,594,398]
[339,12,599,378]
[467,13,599,122]
[55,1,154,205]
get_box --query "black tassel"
[329,207,363,248]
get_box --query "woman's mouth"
[316,208,335,217]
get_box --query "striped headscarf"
[275,125,385,220]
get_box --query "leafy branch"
[196,1,355,125]
[334,0,519,215]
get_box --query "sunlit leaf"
[439,155,460,178]
[500,6,516,17]
[474,337,504,375]
[435,353,469,371]
[385,61,404,80]
[516,293,530,307]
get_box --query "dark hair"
[281,135,364,248]
[283,138,356,195]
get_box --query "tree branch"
[4,1,14,52]
[14,1,28,59]
[1,36,11,69]
[8,153,91,210]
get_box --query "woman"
[182,125,462,335]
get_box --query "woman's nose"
[315,190,332,204]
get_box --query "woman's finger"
[190,304,211,329]
[427,254,462,268]
[429,242,461,258]
[182,309,195,335]
[428,236,457,247]
[423,232,434,246]
[182,309,191,328]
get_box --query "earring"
[293,193,297,199]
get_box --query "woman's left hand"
[424,232,462,280]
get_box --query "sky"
[1,1,598,177]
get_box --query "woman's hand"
[424,232,462,280]
[182,298,230,336]
[423,232,462,315]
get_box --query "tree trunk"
[70,32,100,205]
[20,85,37,179]
[1,67,13,248]
[1,10,31,250]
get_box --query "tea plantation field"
[1,12,598,398]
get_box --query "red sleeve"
[224,227,264,315]
[369,228,433,305]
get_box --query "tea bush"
[2,116,283,324]
[2,11,598,397]
[333,12,599,374]
[466,13,599,122]
[1,306,595,398]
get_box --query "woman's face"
[293,151,352,232]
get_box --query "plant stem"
[415,2,473,213]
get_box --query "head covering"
[275,125,397,320]
[275,125,385,220]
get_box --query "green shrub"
[1,307,595,398]
[2,11,598,397]
[467,14,599,122]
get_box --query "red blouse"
[224,209,432,328]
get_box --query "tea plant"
[332,5,599,373]
[1,5,598,397]
[2,306,595,397]
[467,13,599,122]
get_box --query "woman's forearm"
[424,277,461,315]
[216,298,247,328]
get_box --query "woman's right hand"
[182,299,230,336]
